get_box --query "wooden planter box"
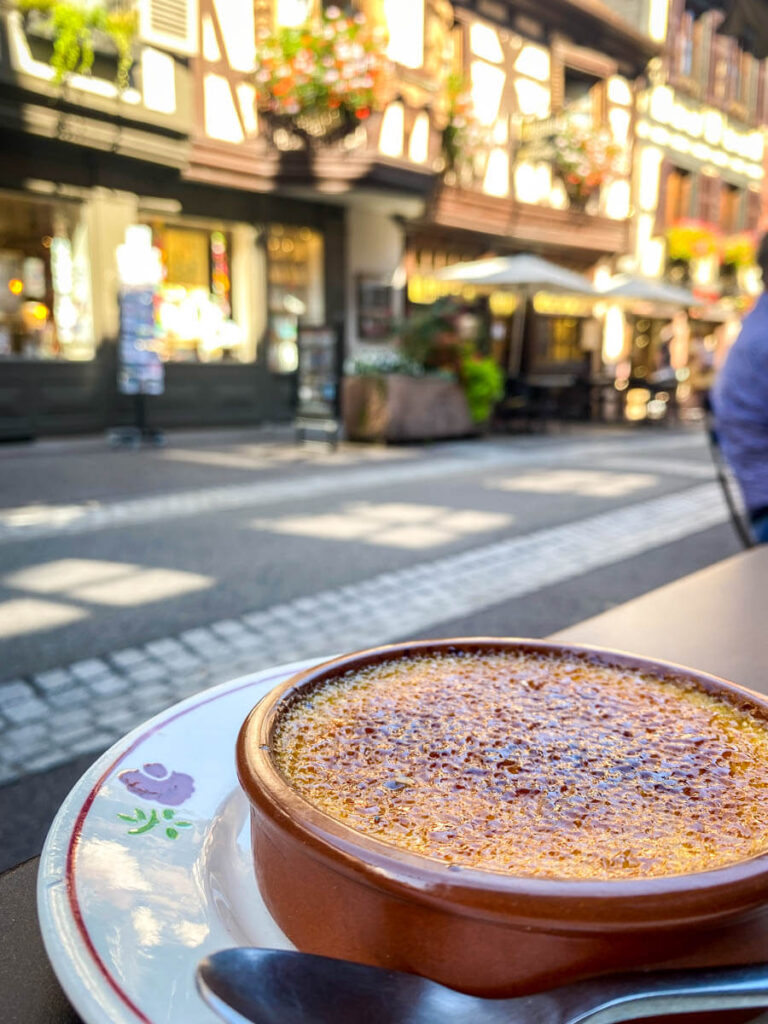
[342,374,475,442]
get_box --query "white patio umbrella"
[432,253,597,374]
[433,253,598,294]
[598,275,702,308]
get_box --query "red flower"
[356,106,370,119]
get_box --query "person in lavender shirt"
[712,232,768,543]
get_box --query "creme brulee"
[271,651,768,880]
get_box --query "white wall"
[346,206,406,356]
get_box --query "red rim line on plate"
[63,668,290,1024]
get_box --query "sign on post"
[295,325,342,446]
[116,226,165,397]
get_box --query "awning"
[685,0,768,58]
[433,254,597,295]
[598,276,702,306]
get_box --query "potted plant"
[460,350,504,426]
[16,0,138,90]
[342,300,504,441]
[253,6,391,146]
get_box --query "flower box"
[342,374,475,442]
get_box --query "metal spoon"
[197,947,768,1024]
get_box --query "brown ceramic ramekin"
[236,639,768,1010]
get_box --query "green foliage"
[347,350,425,377]
[398,298,459,369]
[460,353,504,423]
[17,0,138,90]
[117,806,192,840]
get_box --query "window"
[383,0,424,68]
[664,167,692,227]
[274,0,312,28]
[529,316,585,370]
[563,68,606,127]
[676,11,695,78]
[0,193,94,361]
[719,185,742,234]
[267,224,325,374]
[144,220,258,364]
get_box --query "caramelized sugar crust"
[272,652,768,879]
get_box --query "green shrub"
[460,354,504,423]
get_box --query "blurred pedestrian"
[712,232,768,543]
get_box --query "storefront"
[0,143,345,440]
[0,191,94,364]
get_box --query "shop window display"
[0,194,94,361]
[528,315,587,370]
[267,225,325,374]
[145,221,254,363]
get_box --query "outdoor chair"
[704,404,755,550]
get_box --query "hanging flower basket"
[722,231,757,270]
[520,115,623,212]
[254,6,391,147]
[560,175,600,212]
[666,220,721,262]
[552,121,621,211]
[260,105,359,146]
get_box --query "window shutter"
[729,38,740,104]
[695,172,707,222]
[744,53,757,117]
[710,33,730,102]
[667,0,684,65]
[736,188,747,232]
[760,61,768,123]
[138,0,199,57]
[706,15,721,100]
[698,173,721,226]
[692,16,706,90]
[747,188,762,232]
[655,159,673,235]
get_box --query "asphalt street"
[0,424,742,869]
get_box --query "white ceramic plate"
[37,659,320,1024]
[37,658,768,1024]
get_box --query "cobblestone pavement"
[0,471,728,784]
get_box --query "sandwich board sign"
[116,226,165,397]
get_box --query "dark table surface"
[3,546,768,1023]
[553,546,768,696]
